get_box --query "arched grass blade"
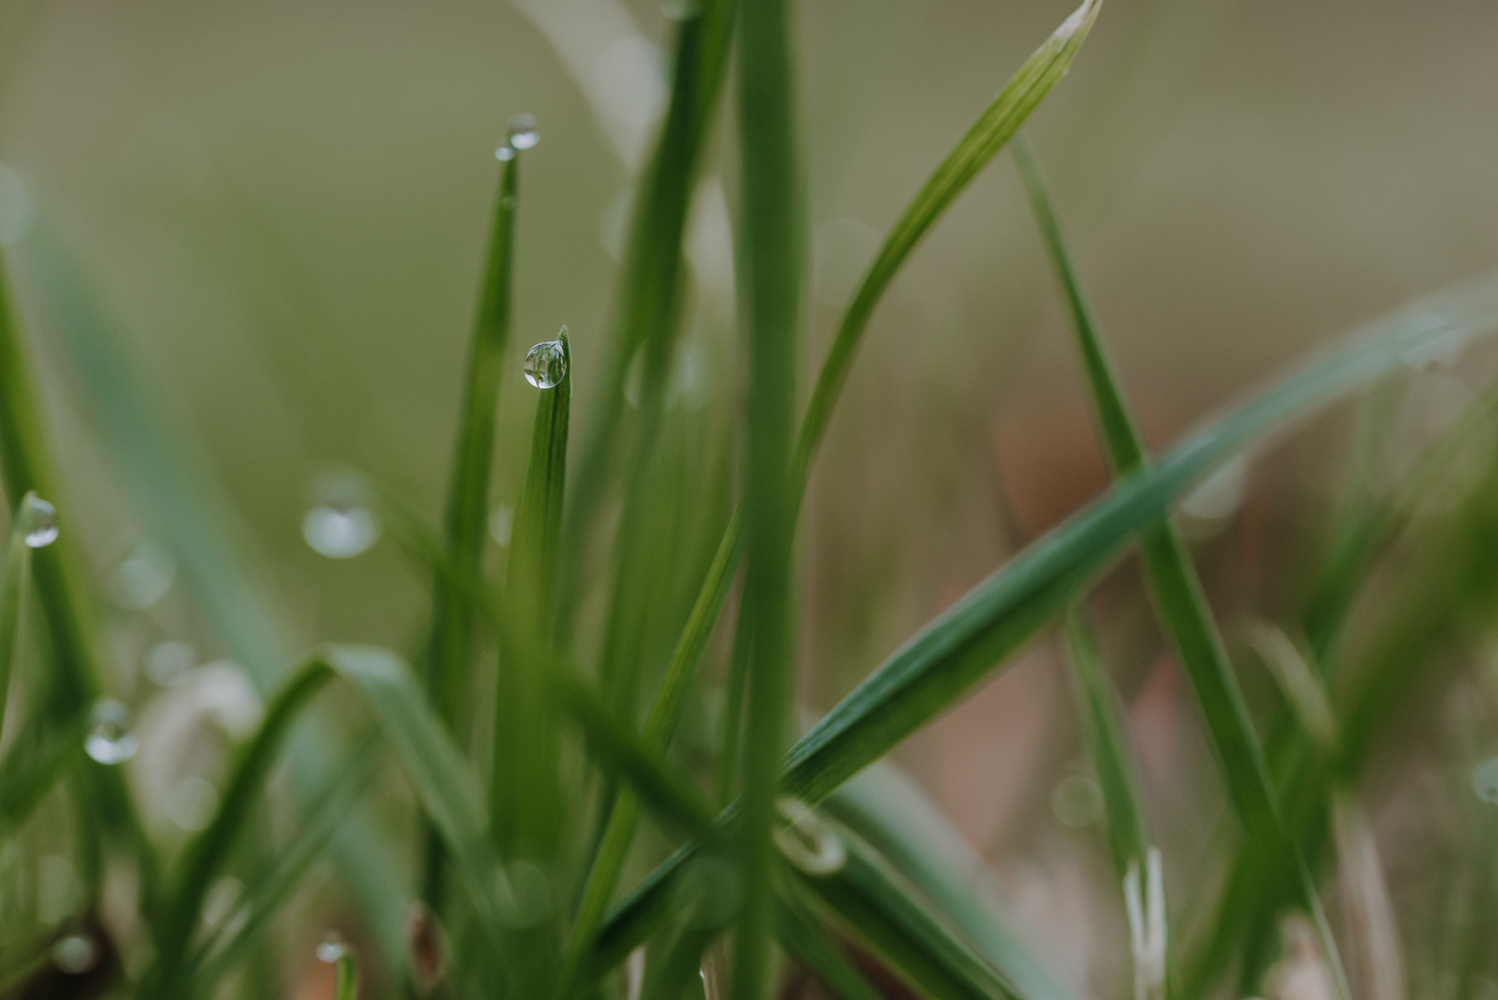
[1017,134,1348,1000]
[592,270,1498,968]
[792,0,1104,488]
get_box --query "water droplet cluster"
[525,329,568,389]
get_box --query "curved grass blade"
[591,270,1498,967]
[493,329,570,863]
[0,490,38,744]
[1016,134,1348,1000]
[791,0,1104,489]
[183,738,380,996]
[429,138,519,729]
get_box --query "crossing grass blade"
[0,491,36,744]
[429,138,519,730]
[589,269,1498,968]
[774,892,886,1000]
[1016,134,1349,1000]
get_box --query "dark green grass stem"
[493,331,570,864]
[1014,135,1349,1000]
[562,0,735,626]
[430,145,518,729]
[734,0,804,994]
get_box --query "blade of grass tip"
[0,247,158,912]
[557,508,743,999]
[790,0,1103,494]
[492,329,570,861]
[562,0,735,622]
[429,127,519,731]
[1016,135,1350,1000]
[734,0,805,994]
[333,950,358,1000]
[0,490,40,744]
[590,271,1498,975]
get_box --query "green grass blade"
[184,739,380,995]
[791,819,1024,1000]
[1017,134,1348,1000]
[1062,608,1150,881]
[333,951,357,1000]
[564,0,736,608]
[493,329,570,862]
[774,893,885,1000]
[791,0,1104,489]
[0,491,37,744]
[0,710,89,839]
[734,0,805,993]
[429,140,519,730]
[591,270,1498,966]
[822,761,1084,1000]
[552,673,718,839]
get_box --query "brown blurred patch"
[992,387,1110,538]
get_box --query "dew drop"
[21,495,58,548]
[494,144,515,162]
[85,700,139,765]
[316,931,349,964]
[507,113,540,150]
[143,640,194,687]
[524,331,568,389]
[167,775,220,832]
[303,505,379,559]
[773,800,845,876]
[1051,774,1103,828]
[1473,757,1498,805]
[110,541,176,610]
[51,933,98,974]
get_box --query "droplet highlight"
[773,799,845,876]
[494,144,515,162]
[85,700,139,765]
[524,331,568,389]
[303,474,380,559]
[316,931,349,964]
[51,933,99,974]
[507,113,540,150]
[21,495,58,548]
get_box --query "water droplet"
[1473,757,1498,804]
[1051,773,1103,828]
[507,113,540,150]
[51,933,98,974]
[303,472,380,558]
[167,776,220,832]
[316,931,349,964]
[488,502,514,547]
[524,332,568,389]
[773,800,845,876]
[406,902,448,994]
[494,144,515,162]
[110,541,176,610]
[21,495,57,548]
[85,700,139,765]
[143,640,195,687]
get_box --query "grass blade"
[592,270,1498,966]
[774,893,885,1000]
[429,135,519,730]
[492,329,570,861]
[791,0,1104,489]
[0,710,89,839]
[0,490,39,745]
[734,0,805,994]
[1016,134,1349,1000]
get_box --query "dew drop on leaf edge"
[524,333,568,389]
[507,113,539,150]
[85,700,140,765]
[21,494,57,548]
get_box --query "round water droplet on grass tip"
[507,113,539,150]
[1052,774,1103,828]
[303,503,380,559]
[494,144,515,162]
[21,495,58,548]
[51,933,98,974]
[524,334,568,389]
[317,931,349,964]
[773,800,845,876]
[85,700,139,765]
[1473,757,1498,804]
